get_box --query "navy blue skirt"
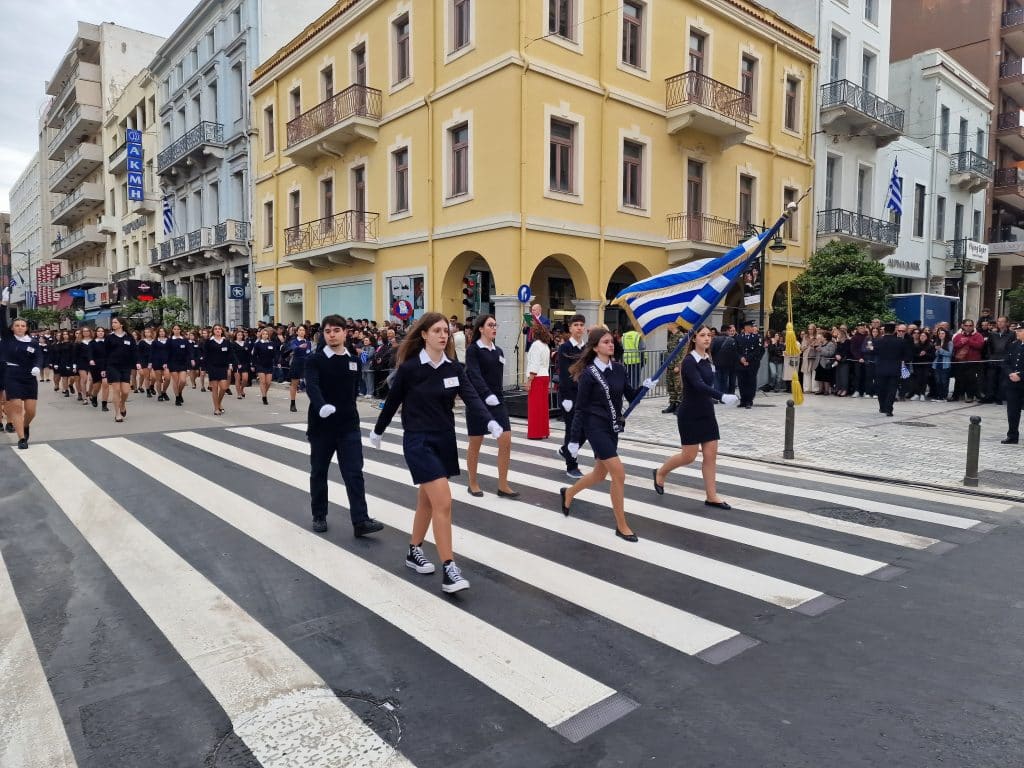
[4,371,38,400]
[403,429,460,484]
[678,414,720,446]
[168,362,188,373]
[586,420,620,461]
[208,365,229,382]
[466,402,511,436]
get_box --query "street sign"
[229,284,245,300]
[126,130,144,203]
[965,240,989,264]
[391,299,413,321]
[517,284,531,303]
[68,289,86,298]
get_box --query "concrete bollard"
[783,399,795,460]
[963,415,982,488]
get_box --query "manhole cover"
[896,421,937,427]
[815,507,894,527]
[209,689,403,767]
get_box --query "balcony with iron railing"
[48,142,104,194]
[819,80,904,147]
[996,110,1024,156]
[157,121,225,175]
[994,166,1024,207]
[284,84,382,166]
[214,219,249,245]
[51,181,104,226]
[47,103,103,161]
[665,71,753,146]
[999,57,1024,104]
[945,239,986,273]
[148,227,218,271]
[988,224,1024,255]
[55,265,109,290]
[949,151,994,192]
[816,208,899,254]
[284,210,380,269]
[666,212,745,264]
[52,225,107,260]
[1002,6,1024,55]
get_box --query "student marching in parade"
[38,334,52,383]
[54,329,77,397]
[129,330,142,393]
[463,314,518,498]
[557,314,588,478]
[204,324,231,415]
[251,327,276,405]
[137,327,154,396]
[187,330,203,391]
[560,327,655,542]
[652,325,738,508]
[89,326,109,410]
[150,327,171,401]
[305,314,385,537]
[370,311,502,593]
[1,288,44,448]
[286,326,312,413]
[230,330,251,399]
[104,317,138,423]
[166,324,193,406]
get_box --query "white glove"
[31,367,40,377]
[721,394,739,406]
[1,287,9,303]
[561,399,573,412]
[318,404,336,418]
[369,432,382,449]
[567,442,580,458]
[72,365,77,372]
[485,394,500,407]
[642,378,658,389]
[487,420,503,439]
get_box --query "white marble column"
[492,295,526,389]
[571,299,602,329]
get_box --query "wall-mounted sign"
[126,128,145,202]
[229,284,245,300]
[884,256,926,279]
[122,216,147,235]
[965,240,989,264]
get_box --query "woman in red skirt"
[526,323,552,439]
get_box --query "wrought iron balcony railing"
[160,241,171,259]
[994,167,1024,187]
[819,80,905,133]
[665,71,751,124]
[997,111,1024,131]
[1003,6,1024,27]
[157,121,224,171]
[1000,58,1024,79]
[286,84,382,147]
[112,267,134,282]
[285,210,379,256]
[949,151,994,178]
[214,219,249,244]
[816,208,899,247]
[667,213,745,246]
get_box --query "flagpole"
[620,195,808,422]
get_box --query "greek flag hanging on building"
[611,231,771,335]
[885,157,903,217]
[163,195,174,236]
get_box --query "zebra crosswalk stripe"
[115,434,634,741]
[16,443,416,768]
[0,549,79,768]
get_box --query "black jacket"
[679,353,724,422]
[557,338,586,400]
[464,340,505,404]
[711,334,738,369]
[873,334,908,378]
[306,347,361,436]
[569,360,639,443]
[104,332,137,368]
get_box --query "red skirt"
[527,375,550,439]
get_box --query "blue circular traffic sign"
[517,284,531,303]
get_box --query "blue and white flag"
[885,157,902,217]
[611,231,771,335]
[162,195,175,236]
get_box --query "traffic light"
[462,276,476,309]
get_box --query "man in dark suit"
[711,324,738,394]
[735,319,764,408]
[873,322,908,417]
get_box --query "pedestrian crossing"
[2,420,1002,766]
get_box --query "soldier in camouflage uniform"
[662,326,686,413]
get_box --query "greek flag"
[611,231,771,335]
[885,157,902,217]
[163,195,174,236]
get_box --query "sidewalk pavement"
[621,390,1024,500]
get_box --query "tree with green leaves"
[17,308,61,330]
[789,241,897,329]
[119,296,191,330]
[1005,282,1024,321]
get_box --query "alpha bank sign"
[126,128,144,202]
[883,256,926,279]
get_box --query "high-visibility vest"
[622,330,642,364]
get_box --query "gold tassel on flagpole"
[785,280,803,405]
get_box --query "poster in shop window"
[387,274,424,324]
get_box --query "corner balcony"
[149,228,212,271]
[665,71,752,148]
[55,265,108,291]
[816,208,898,255]
[666,213,745,265]
[284,85,382,166]
[994,167,1024,208]
[819,80,904,147]
[47,103,103,161]
[999,58,1024,104]
[48,63,101,118]
[284,210,379,269]
[1002,7,1024,57]
[213,219,249,248]
[949,151,994,192]
[996,111,1024,155]
[51,181,104,226]
[157,121,225,176]
[52,225,107,260]
[108,140,128,174]
[48,142,103,194]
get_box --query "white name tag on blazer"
[221,347,227,352]
[349,361,358,371]
[499,356,505,364]
[443,376,459,389]
[124,340,131,345]
[26,346,34,353]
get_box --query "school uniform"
[306,345,375,528]
[677,351,724,445]
[286,337,313,379]
[251,340,277,374]
[463,338,511,436]
[137,338,153,369]
[230,341,252,374]
[149,338,169,371]
[167,337,193,372]
[203,336,232,381]
[1,310,43,400]
[557,336,587,468]
[569,358,638,461]
[104,332,137,383]
[373,349,493,484]
[89,337,108,382]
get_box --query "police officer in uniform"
[1001,324,1024,445]
[662,325,686,414]
[735,319,764,409]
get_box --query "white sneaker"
[406,545,436,574]
[441,561,470,593]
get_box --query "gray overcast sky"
[0,2,192,214]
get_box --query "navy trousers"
[309,428,369,523]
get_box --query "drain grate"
[896,421,937,427]
[815,506,894,528]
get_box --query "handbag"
[900,363,911,380]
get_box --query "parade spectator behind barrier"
[950,319,985,402]
[526,323,553,439]
[815,332,836,396]
[766,332,785,393]
[849,323,869,396]
[864,326,880,397]
[983,317,1013,406]
[371,329,396,400]
[833,328,851,397]
[910,329,935,401]
[931,327,953,400]
[800,324,820,393]
[451,320,467,363]
[711,324,738,395]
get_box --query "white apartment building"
[43,22,164,322]
[9,153,43,308]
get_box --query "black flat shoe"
[311,518,328,533]
[496,489,520,499]
[559,487,571,516]
[17,438,28,450]
[1001,438,1019,444]
[704,499,731,510]
[467,487,484,498]
[353,519,384,537]
[615,528,639,542]
[652,468,664,496]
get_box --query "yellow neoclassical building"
[251,0,817,350]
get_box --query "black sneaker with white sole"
[405,544,436,574]
[441,561,470,593]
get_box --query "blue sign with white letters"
[229,284,245,300]
[517,284,532,303]
[126,128,144,203]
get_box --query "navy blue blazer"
[678,353,723,422]
[872,334,908,378]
